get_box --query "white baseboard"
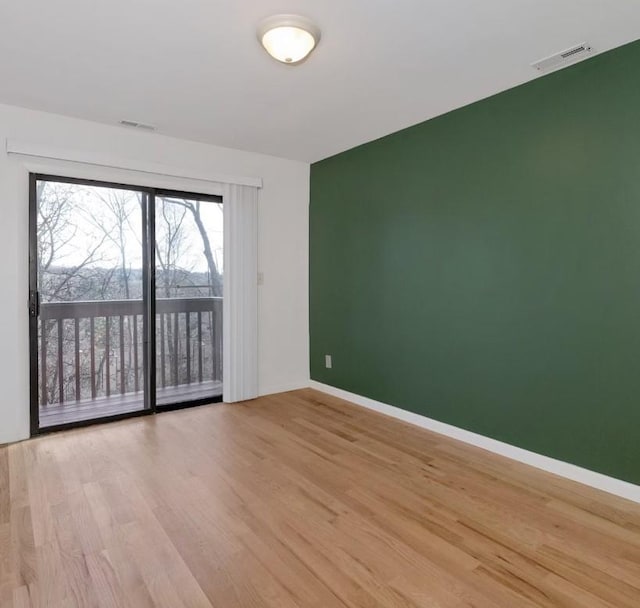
[259,381,310,398]
[309,380,640,505]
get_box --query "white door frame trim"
[6,139,263,189]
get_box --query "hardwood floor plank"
[1,389,639,607]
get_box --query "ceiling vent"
[531,43,593,73]
[119,119,156,131]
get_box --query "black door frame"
[29,173,223,436]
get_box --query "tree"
[36,183,224,406]
[162,198,223,296]
[37,181,111,403]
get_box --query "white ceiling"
[0,1,639,162]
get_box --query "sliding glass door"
[29,175,223,433]
[154,192,224,408]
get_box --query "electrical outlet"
[325,355,332,369]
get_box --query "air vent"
[119,119,156,131]
[532,43,593,73]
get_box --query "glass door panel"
[154,193,223,407]
[33,178,148,429]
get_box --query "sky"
[38,180,224,276]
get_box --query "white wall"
[0,103,309,444]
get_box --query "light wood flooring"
[1,388,639,607]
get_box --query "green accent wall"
[310,39,640,485]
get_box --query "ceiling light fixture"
[257,14,320,64]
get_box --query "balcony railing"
[39,297,222,407]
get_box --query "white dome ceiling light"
[257,15,321,64]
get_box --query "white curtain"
[223,183,259,402]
